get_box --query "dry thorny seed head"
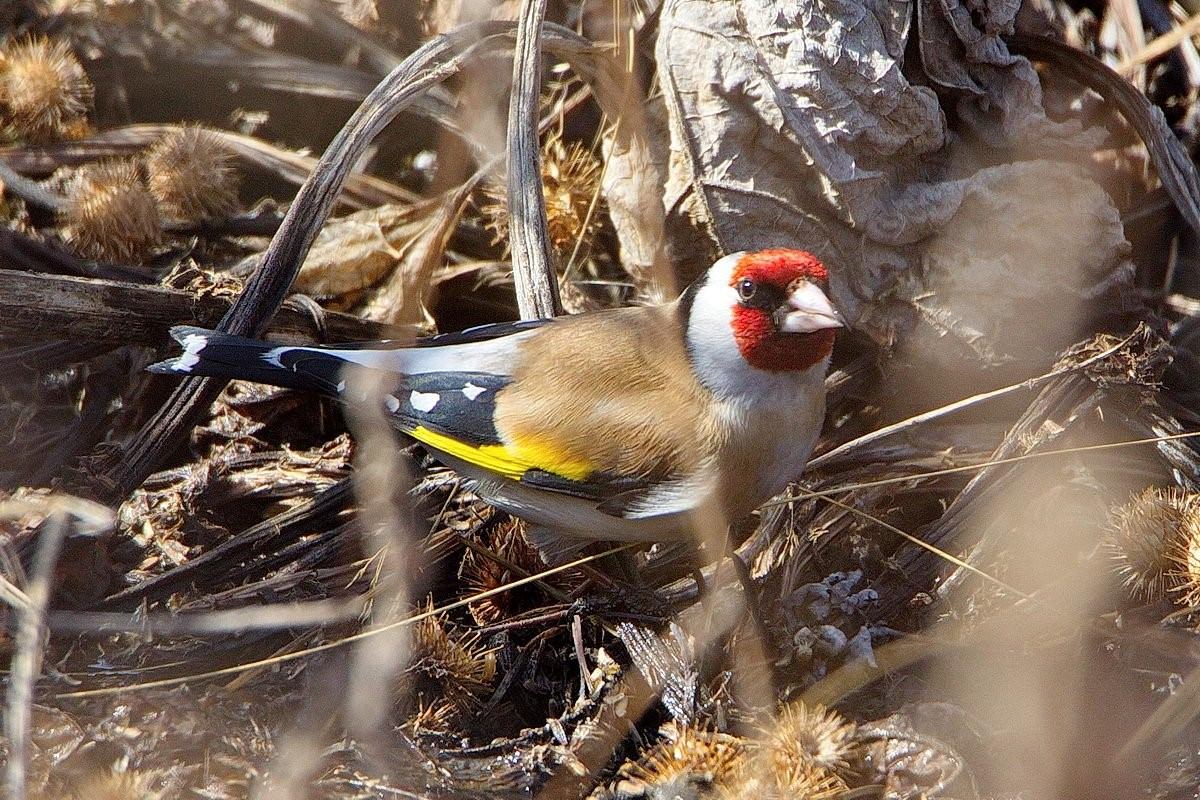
[761,702,858,775]
[405,697,459,735]
[60,160,162,262]
[617,721,746,799]
[718,759,845,800]
[411,598,497,709]
[459,515,550,625]
[1164,493,1200,608]
[480,131,604,257]
[64,767,165,800]
[0,35,93,142]
[144,126,240,222]
[1104,486,1200,603]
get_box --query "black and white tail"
[148,326,361,395]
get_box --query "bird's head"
[684,249,843,383]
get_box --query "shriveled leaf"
[645,0,1124,361]
[358,185,473,326]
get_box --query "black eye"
[737,278,756,301]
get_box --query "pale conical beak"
[778,282,844,333]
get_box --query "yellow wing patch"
[409,426,594,482]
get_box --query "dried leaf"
[648,0,1121,361]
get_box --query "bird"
[150,248,844,562]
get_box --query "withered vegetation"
[2,1,1200,799]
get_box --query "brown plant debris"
[59,159,162,262]
[144,126,240,222]
[0,35,93,142]
[718,759,845,800]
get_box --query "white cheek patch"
[461,382,486,401]
[409,390,440,413]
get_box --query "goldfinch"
[150,249,843,558]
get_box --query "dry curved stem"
[507,0,562,319]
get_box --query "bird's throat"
[731,306,835,372]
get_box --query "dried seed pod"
[60,160,162,262]
[0,36,93,142]
[144,126,240,222]
[411,600,496,708]
[66,768,163,800]
[480,131,604,255]
[459,516,550,625]
[762,702,858,774]
[719,759,844,800]
[1165,494,1200,608]
[1105,487,1198,602]
[618,722,746,798]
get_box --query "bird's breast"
[709,370,827,517]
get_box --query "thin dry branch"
[0,270,415,346]
[3,499,111,800]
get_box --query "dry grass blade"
[45,597,367,636]
[809,329,1144,470]
[1117,12,1200,74]
[0,124,417,210]
[777,431,1200,508]
[801,491,1034,600]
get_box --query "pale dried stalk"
[506,0,562,319]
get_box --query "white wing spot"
[261,347,286,368]
[176,333,208,370]
[462,382,486,401]
[409,390,439,413]
[336,380,346,393]
[384,394,401,413]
